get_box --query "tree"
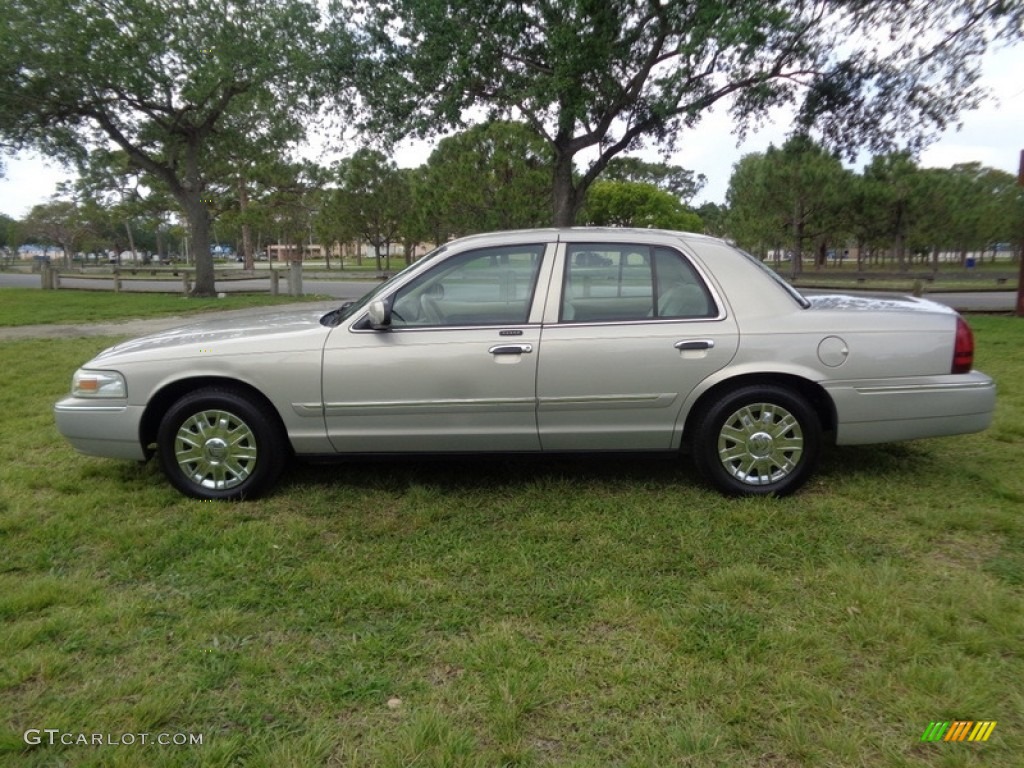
[419,121,552,238]
[0,213,15,253]
[335,0,1022,227]
[860,153,928,271]
[946,164,1020,262]
[603,158,706,204]
[0,0,325,295]
[313,185,361,269]
[694,203,729,238]
[68,149,179,264]
[726,136,848,275]
[22,199,92,267]
[581,180,703,230]
[325,150,409,271]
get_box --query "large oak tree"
[334,0,1022,226]
[0,0,325,295]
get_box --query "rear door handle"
[489,344,533,355]
[674,339,715,351]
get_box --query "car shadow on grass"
[285,451,693,494]
[273,440,943,498]
[106,438,947,502]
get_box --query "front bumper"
[824,371,996,445]
[54,398,147,460]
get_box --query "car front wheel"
[156,387,286,500]
[692,384,821,497]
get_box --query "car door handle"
[489,344,533,355]
[674,339,715,351]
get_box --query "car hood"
[806,293,955,315]
[92,308,332,362]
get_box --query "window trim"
[557,241,722,325]
[350,242,552,332]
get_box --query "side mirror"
[367,298,391,329]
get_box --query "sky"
[1,43,1021,220]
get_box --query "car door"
[536,239,739,450]
[321,241,554,453]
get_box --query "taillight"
[952,316,974,374]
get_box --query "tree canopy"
[321,149,409,270]
[418,121,553,238]
[582,180,703,231]
[602,158,706,204]
[0,0,325,294]
[726,136,850,274]
[726,138,1024,269]
[333,0,1023,227]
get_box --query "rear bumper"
[824,371,996,445]
[54,398,147,460]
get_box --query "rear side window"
[561,244,715,323]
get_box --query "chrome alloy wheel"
[173,409,258,491]
[716,402,804,486]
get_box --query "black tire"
[156,387,287,500]
[692,384,821,497]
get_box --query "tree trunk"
[790,209,804,279]
[552,151,582,227]
[181,193,215,296]
[238,176,254,270]
[125,221,137,264]
[180,144,215,296]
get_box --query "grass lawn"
[0,288,330,327]
[1,317,1022,767]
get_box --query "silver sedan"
[55,228,996,499]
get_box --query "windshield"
[734,247,811,309]
[319,244,450,326]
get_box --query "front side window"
[389,244,544,327]
[561,244,714,322]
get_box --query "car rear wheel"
[692,384,821,497]
[156,387,286,500]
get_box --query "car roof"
[445,227,721,249]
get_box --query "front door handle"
[674,339,715,351]
[489,344,534,355]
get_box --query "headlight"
[71,369,127,398]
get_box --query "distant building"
[17,244,54,260]
[266,243,325,262]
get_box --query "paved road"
[0,272,41,288]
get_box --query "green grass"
[0,288,330,327]
[1,317,1022,766]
